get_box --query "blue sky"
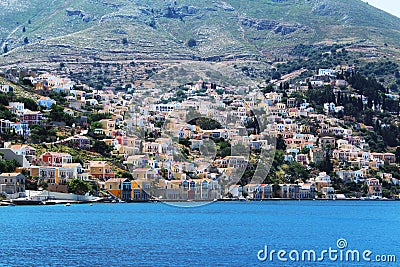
[362,0,400,18]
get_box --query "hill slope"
[0,0,400,66]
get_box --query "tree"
[16,97,38,111]
[283,82,289,90]
[29,124,58,143]
[87,112,112,124]
[48,104,74,126]
[189,117,222,130]
[272,183,281,198]
[3,44,8,54]
[72,156,85,166]
[0,104,17,122]
[25,177,38,190]
[117,171,133,179]
[261,84,274,94]
[68,178,92,195]
[90,121,103,130]
[92,140,113,155]
[272,71,281,80]
[219,147,231,158]
[0,159,20,173]
[363,109,374,126]
[176,90,187,100]
[276,135,286,150]
[286,162,309,182]
[396,147,400,164]
[23,37,29,44]
[317,151,333,174]
[0,94,10,106]
[22,26,26,33]
[381,126,399,147]
[187,38,197,47]
[122,38,128,45]
[178,137,191,147]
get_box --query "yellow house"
[99,119,115,130]
[87,161,115,180]
[105,178,131,200]
[131,180,151,201]
[105,178,123,198]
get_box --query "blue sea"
[0,201,398,267]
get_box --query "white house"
[318,69,335,76]
[8,102,24,115]
[0,84,13,93]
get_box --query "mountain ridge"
[0,0,399,67]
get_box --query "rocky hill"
[0,0,400,67]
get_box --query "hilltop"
[0,0,400,67]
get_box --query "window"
[109,184,112,189]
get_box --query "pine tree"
[284,82,289,90]
[395,147,400,163]
[358,97,363,111]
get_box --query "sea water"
[0,201,398,266]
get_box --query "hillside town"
[0,65,400,204]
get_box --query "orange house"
[87,161,115,180]
[105,178,131,201]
